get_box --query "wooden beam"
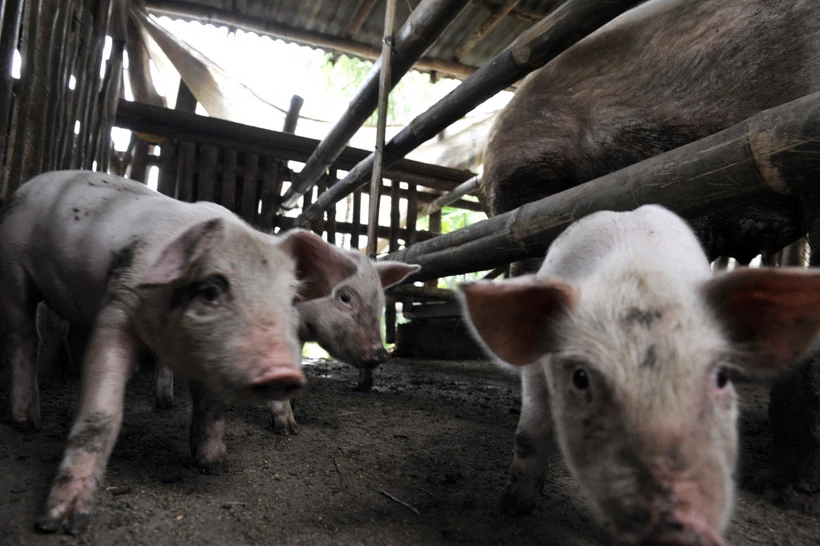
[455,0,520,62]
[345,0,379,38]
[114,99,474,191]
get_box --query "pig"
[0,170,357,534]
[481,0,820,264]
[459,205,820,545]
[152,251,419,436]
[266,255,420,434]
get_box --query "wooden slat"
[406,183,418,247]
[259,156,280,231]
[198,145,218,202]
[325,170,337,245]
[176,141,196,201]
[240,152,259,224]
[351,189,362,250]
[221,148,237,211]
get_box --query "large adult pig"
[481,0,820,262]
[153,251,419,435]
[0,171,355,534]
[459,205,820,545]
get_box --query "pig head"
[460,205,820,545]
[294,251,419,370]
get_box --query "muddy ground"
[1,357,819,545]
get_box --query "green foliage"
[318,54,460,126]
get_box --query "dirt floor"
[2,357,820,545]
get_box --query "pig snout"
[358,345,389,369]
[613,490,725,546]
[249,368,306,401]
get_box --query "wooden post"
[61,8,93,170]
[351,189,362,250]
[366,0,396,258]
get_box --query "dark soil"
[1,358,819,545]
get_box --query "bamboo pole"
[472,0,548,23]
[280,0,470,209]
[383,91,820,283]
[299,0,645,224]
[141,0,477,81]
[283,94,304,135]
[366,0,397,258]
[418,174,481,218]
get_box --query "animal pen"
[2,0,820,544]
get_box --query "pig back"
[2,171,232,324]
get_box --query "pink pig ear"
[374,261,421,290]
[459,277,577,366]
[703,267,820,371]
[140,218,225,286]
[279,229,359,301]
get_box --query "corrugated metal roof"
[145,0,566,75]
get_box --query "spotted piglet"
[0,171,354,534]
[459,205,820,546]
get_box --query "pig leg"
[188,380,229,475]
[267,399,298,435]
[353,369,374,392]
[1,269,42,431]
[500,364,552,515]
[37,308,137,534]
[154,359,175,409]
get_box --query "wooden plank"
[425,210,442,288]
[175,141,195,201]
[198,145,218,202]
[314,174,327,235]
[221,149,237,211]
[240,152,259,224]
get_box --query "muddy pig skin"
[0,170,356,535]
[459,205,820,546]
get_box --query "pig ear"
[375,261,421,290]
[458,277,576,366]
[279,229,358,300]
[140,218,225,286]
[703,267,820,371]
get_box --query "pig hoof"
[273,422,299,436]
[36,508,91,535]
[353,369,374,392]
[351,382,372,393]
[195,458,229,475]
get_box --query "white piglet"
[459,205,820,546]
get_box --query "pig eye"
[572,369,589,390]
[338,292,353,305]
[715,368,730,389]
[194,276,228,304]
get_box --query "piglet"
[0,171,351,534]
[459,205,820,545]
